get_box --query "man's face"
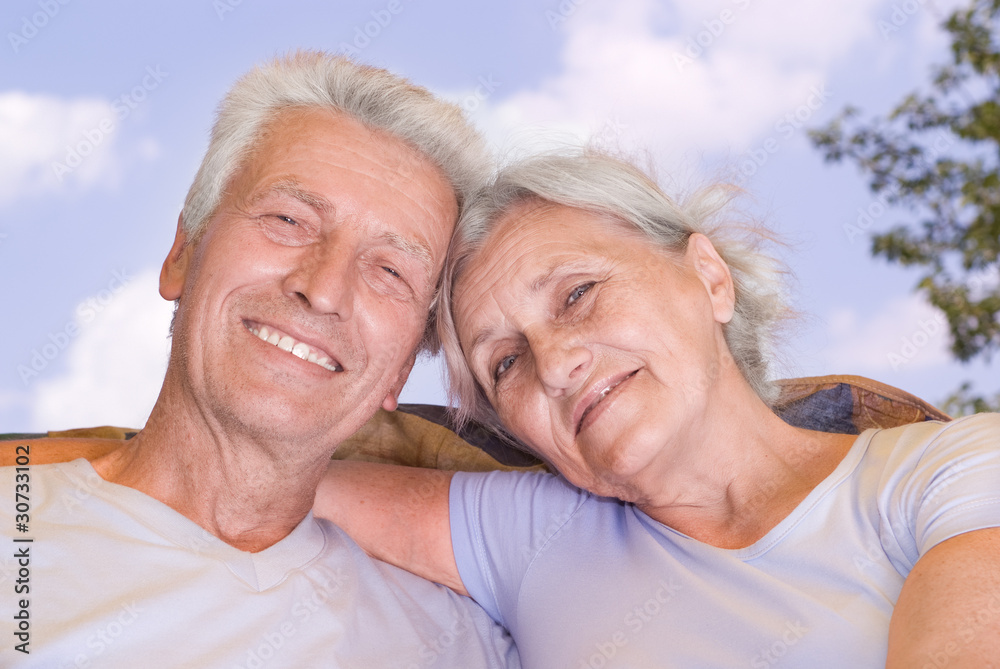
[160,108,457,446]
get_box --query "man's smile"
[244,320,344,372]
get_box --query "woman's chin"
[572,438,664,500]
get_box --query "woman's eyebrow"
[467,325,497,360]
[530,260,592,293]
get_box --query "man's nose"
[283,237,355,319]
[533,334,592,398]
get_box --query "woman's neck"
[633,387,859,549]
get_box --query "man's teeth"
[248,324,342,372]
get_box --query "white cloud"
[30,268,173,432]
[481,0,891,172]
[823,293,952,374]
[0,91,124,207]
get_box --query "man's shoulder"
[312,515,499,617]
[0,459,83,512]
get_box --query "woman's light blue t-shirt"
[450,414,1000,668]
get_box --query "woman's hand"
[887,527,1000,667]
[313,460,468,596]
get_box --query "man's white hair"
[178,50,491,349]
[182,51,490,240]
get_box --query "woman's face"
[453,202,737,500]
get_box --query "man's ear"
[381,352,417,412]
[687,233,735,324]
[160,213,194,301]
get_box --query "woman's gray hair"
[438,149,789,435]
[178,50,491,348]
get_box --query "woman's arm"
[313,460,468,596]
[887,527,1000,667]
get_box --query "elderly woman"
[318,151,1000,668]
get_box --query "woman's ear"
[687,233,735,324]
[160,214,193,301]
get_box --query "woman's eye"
[276,215,298,226]
[382,266,401,279]
[494,354,517,381]
[567,282,594,306]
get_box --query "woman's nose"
[533,336,593,398]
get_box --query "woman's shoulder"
[450,468,627,542]
[453,468,597,507]
[870,412,1000,454]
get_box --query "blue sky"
[1,0,994,432]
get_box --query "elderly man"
[1,52,517,667]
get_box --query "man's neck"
[91,394,338,553]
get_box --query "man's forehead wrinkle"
[306,126,458,246]
[340,124,458,226]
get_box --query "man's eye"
[276,215,298,225]
[494,354,517,381]
[567,282,594,306]
[382,266,401,279]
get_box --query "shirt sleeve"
[880,413,1000,571]
[449,470,589,629]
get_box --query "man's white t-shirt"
[1,459,518,668]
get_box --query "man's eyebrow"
[376,229,433,271]
[252,179,434,273]
[250,179,333,214]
